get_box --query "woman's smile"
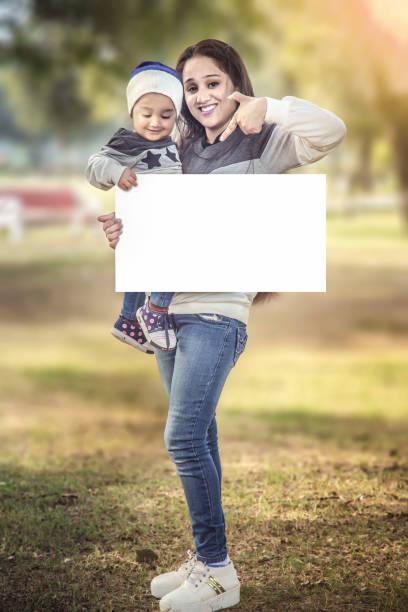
[198,103,218,115]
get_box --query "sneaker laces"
[187,560,209,586]
[162,312,172,349]
[179,549,197,574]
[149,308,176,350]
[161,313,177,350]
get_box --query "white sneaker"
[151,550,197,599]
[159,558,240,612]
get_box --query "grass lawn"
[0,210,407,610]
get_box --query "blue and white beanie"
[126,61,183,117]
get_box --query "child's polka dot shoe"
[136,301,177,351]
[110,315,154,353]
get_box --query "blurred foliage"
[1,0,265,138]
[252,0,408,217]
[1,0,408,217]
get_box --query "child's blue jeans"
[121,292,174,319]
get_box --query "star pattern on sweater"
[165,147,178,162]
[141,150,162,169]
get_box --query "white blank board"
[115,174,326,292]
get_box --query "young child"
[86,61,183,352]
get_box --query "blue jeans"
[154,313,248,564]
[121,292,174,319]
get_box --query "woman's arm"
[220,92,346,170]
[263,95,346,165]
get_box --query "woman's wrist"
[257,96,268,122]
[264,97,291,126]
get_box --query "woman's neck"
[205,120,232,144]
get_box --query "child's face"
[132,93,176,141]
[182,55,237,142]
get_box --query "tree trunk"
[359,135,374,192]
[376,88,408,226]
[400,189,408,226]
[391,135,408,226]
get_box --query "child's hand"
[97,212,123,249]
[118,168,137,191]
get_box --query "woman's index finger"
[219,113,238,142]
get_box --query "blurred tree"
[330,0,408,220]
[3,0,407,221]
[1,0,265,140]
[255,0,408,221]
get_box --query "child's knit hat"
[126,61,183,117]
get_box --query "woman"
[99,39,346,612]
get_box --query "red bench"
[0,188,100,240]
[0,188,81,224]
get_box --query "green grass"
[0,210,408,610]
[327,207,408,245]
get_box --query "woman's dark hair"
[253,292,279,305]
[176,39,277,307]
[175,39,254,151]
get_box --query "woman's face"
[182,55,237,143]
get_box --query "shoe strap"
[148,301,168,313]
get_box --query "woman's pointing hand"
[220,92,267,142]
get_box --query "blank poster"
[115,174,326,292]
